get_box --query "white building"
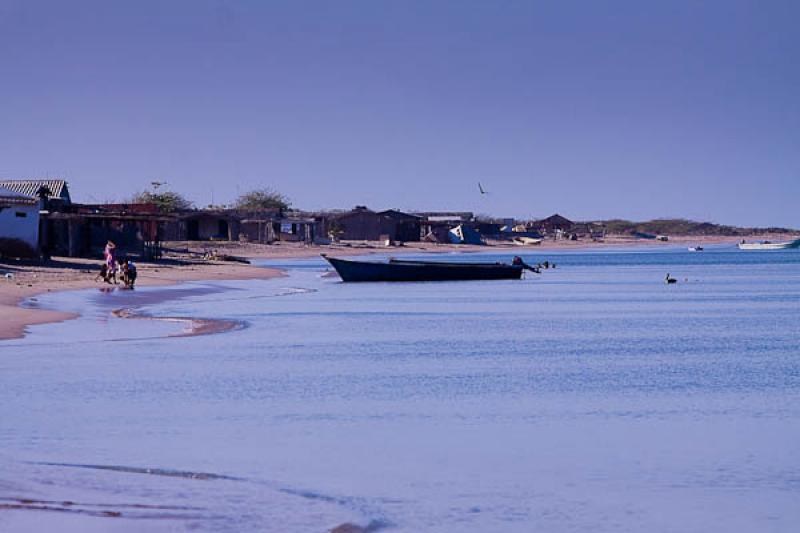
[0,186,39,254]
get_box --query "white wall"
[0,204,39,249]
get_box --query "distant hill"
[592,218,797,236]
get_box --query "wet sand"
[111,295,245,338]
[0,297,76,341]
[0,257,284,341]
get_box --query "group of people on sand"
[96,241,138,288]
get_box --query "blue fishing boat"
[322,255,526,282]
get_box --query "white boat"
[688,246,703,252]
[512,236,542,246]
[737,238,800,250]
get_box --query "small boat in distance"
[512,236,542,246]
[322,255,529,282]
[737,238,800,250]
[688,246,704,252]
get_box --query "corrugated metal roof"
[0,179,69,201]
[0,185,38,205]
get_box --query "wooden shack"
[535,214,575,234]
[331,207,421,242]
[41,204,169,258]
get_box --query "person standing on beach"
[104,241,118,284]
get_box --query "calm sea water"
[1,246,799,532]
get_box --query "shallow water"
[2,246,799,532]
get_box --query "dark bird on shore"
[478,182,488,195]
[665,273,677,284]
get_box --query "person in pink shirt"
[104,241,118,284]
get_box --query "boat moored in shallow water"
[322,255,529,282]
[737,238,800,250]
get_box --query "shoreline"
[0,259,286,341]
[0,234,790,341]
[0,242,424,341]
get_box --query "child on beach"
[95,263,109,283]
[120,259,138,289]
[126,260,137,288]
[104,241,118,284]
[119,259,128,286]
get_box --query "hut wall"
[0,203,39,249]
[334,211,420,242]
[160,220,183,241]
[394,220,421,242]
[335,211,384,241]
[240,221,279,243]
[198,217,224,239]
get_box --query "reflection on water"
[1,248,800,532]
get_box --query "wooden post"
[228,219,240,241]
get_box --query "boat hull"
[513,237,542,246]
[324,256,524,282]
[738,239,800,250]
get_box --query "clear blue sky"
[1,0,797,226]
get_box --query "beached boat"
[688,246,703,252]
[448,224,484,245]
[512,236,542,246]
[737,238,800,250]
[322,255,525,282]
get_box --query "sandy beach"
[0,254,283,341]
[0,234,787,342]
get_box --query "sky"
[0,0,798,227]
